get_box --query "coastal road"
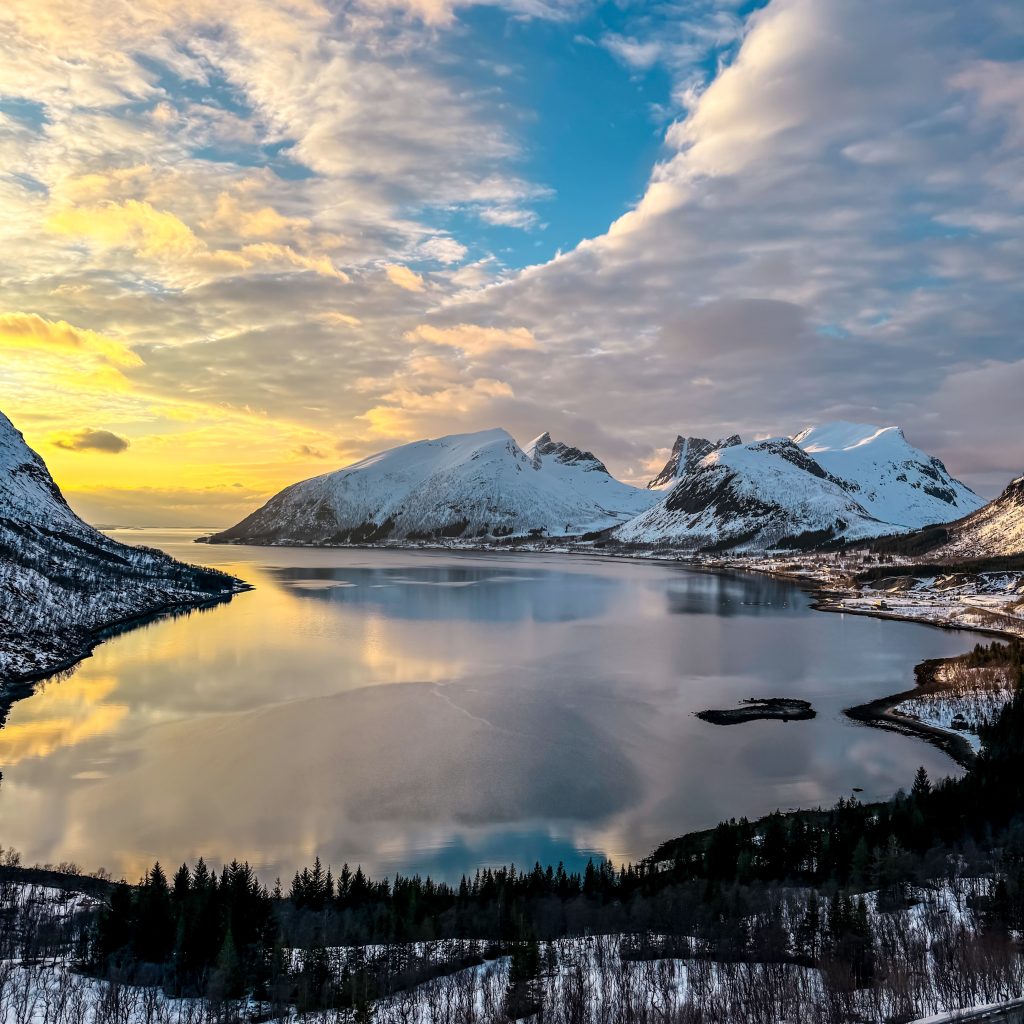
[913,1000,1024,1023]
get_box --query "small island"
[696,697,817,725]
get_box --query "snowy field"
[4,877,1024,1024]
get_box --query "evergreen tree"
[504,938,543,1021]
[912,766,932,800]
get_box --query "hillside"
[871,475,1024,560]
[0,410,241,691]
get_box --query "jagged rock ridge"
[647,435,742,490]
[615,423,984,553]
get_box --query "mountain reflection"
[0,541,982,884]
[663,571,802,616]
[268,565,617,623]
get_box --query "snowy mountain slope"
[879,475,1024,560]
[615,437,887,551]
[0,410,240,688]
[793,422,983,529]
[0,411,83,531]
[208,428,659,545]
[647,434,742,490]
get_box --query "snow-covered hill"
[613,422,984,554]
[207,428,659,545]
[793,422,983,529]
[0,410,240,688]
[647,434,742,489]
[884,475,1024,560]
[616,437,887,551]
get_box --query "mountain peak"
[792,421,982,527]
[526,432,609,474]
[793,421,904,453]
[211,427,654,544]
[647,433,743,490]
[0,409,75,527]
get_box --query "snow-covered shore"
[706,552,1024,761]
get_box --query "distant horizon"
[61,414,1012,531]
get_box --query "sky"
[0,0,1022,527]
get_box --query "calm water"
[0,531,986,883]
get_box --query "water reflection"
[0,675,126,765]
[0,537,988,883]
[664,572,801,617]
[270,564,617,624]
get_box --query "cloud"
[65,483,271,528]
[0,312,140,368]
[435,0,1024,489]
[48,200,349,284]
[51,427,131,453]
[385,264,426,292]
[405,322,538,355]
[204,192,313,239]
[293,443,327,458]
[478,206,540,229]
[361,377,515,439]
[417,236,468,264]
[315,311,363,328]
[0,0,1021,520]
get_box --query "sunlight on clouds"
[405,322,538,355]
[49,200,199,258]
[205,191,313,239]
[315,312,363,328]
[361,378,515,439]
[0,312,140,368]
[386,264,427,292]
[0,0,1019,514]
[47,200,349,283]
[0,309,352,526]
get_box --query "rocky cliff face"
[647,435,742,490]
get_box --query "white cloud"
[405,322,537,355]
[385,264,427,292]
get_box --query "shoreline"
[0,587,248,725]
[743,572,1016,767]
[843,683,978,770]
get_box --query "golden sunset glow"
[0,675,127,765]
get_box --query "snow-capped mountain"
[885,474,1024,560]
[0,410,239,687]
[647,434,742,490]
[615,436,886,551]
[614,422,983,553]
[792,422,983,529]
[208,428,659,545]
